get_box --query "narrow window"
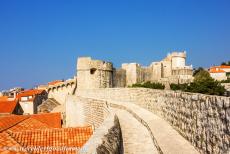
[90,68,97,74]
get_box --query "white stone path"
[111,100,199,154]
[113,109,158,154]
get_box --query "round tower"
[77,57,113,89]
[171,51,186,69]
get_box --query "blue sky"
[0,0,230,90]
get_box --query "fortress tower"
[77,57,113,89]
[164,51,186,69]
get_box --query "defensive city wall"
[47,78,76,104]
[46,52,229,153]
[65,96,123,154]
[75,88,230,154]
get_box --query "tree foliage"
[170,70,226,96]
[193,67,204,76]
[131,81,165,89]
[221,61,230,66]
[221,78,230,83]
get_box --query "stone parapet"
[76,88,230,154]
[79,114,123,154]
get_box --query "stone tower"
[170,51,186,69]
[121,63,142,86]
[77,57,113,89]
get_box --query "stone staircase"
[38,98,61,113]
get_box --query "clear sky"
[0,0,230,90]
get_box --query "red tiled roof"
[10,126,93,153]
[0,113,61,132]
[8,118,51,132]
[0,115,29,132]
[0,132,26,153]
[209,69,226,73]
[18,89,45,98]
[220,65,230,68]
[0,113,93,154]
[209,65,229,73]
[30,112,62,128]
[0,96,8,101]
[0,100,18,114]
[48,80,63,86]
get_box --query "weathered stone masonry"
[76,88,230,154]
[66,96,123,154]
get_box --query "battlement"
[77,57,113,71]
[77,57,113,89]
[170,51,186,58]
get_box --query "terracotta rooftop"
[209,65,230,73]
[0,113,61,132]
[0,100,18,114]
[9,126,93,153]
[0,115,28,132]
[7,118,51,132]
[0,113,92,153]
[30,112,62,128]
[18,89,45,98]
[0,96,9,101]
[0,132,26,154]
[219,65,230,68]
[209,69,226,73]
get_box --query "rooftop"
[17,89,45,97]
[10,126,92,153]
[0,96,8,101]
[209,65,230,73]
[0,113,93,153]
[0,100,18,114]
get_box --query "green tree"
[170,70,226,96]
[193,67,204,76]
[189,70,225,95]
[221,61,230,66]
[132,81,165,89]
[194,70,211,82]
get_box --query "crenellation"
[77,57,113,89]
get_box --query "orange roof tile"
[0,113,93,154]
[8,118,51,132]
[0,96,8,101]
[0,113,61,132]
[10,126,93,153]
[0,132,27,153]
[209,65,229,73]
[30,112,62,128]
[220,65,230,68]
[48,80,63,86]
[0,100,18,114]
[209,69,226,73]
[0,115,29,132]
[18,89,45,98]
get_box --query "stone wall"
[76,88,230,154]
[112,68,126,87]
[48,85,74,104]
[79,114,123,154]
[65,96,110,128]
[77,57,113,89]
[65,96,123,154]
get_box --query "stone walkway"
[111,100,199,154]
[112,109,158,154]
